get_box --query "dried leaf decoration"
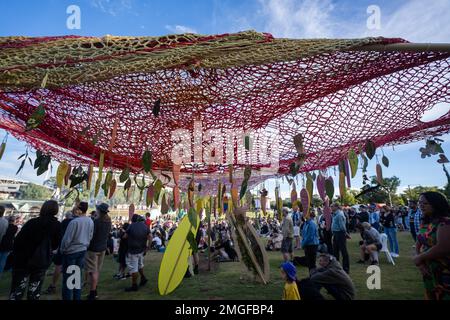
[26,104,46,131]
[291,183,298,205]
[365,140,376,160]
[109,178,117,199]
[438,154,449,164]
[325,176,334,201]
[300,188,310,219]
[376,164,383,185]
[316,173,326,201]
[86,163,94,190]
[146,184,155,208]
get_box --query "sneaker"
[87,291,97,300]
[124,285,138,292]
[184,269,192,278]
[193,264,199,275]
[139,278,148,287]
[43,285,56,294]
[370,261,379,265]
[391,253,399,258]
[119,274,127,280]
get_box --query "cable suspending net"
[0,31,449,183]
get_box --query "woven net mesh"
[1,31,449,185]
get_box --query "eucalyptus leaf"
[365,140,376,160]
[382,155,389,167]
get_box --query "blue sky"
[0,0,449,199]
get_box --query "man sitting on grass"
[297,253,355,300]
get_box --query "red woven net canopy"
[1,31,449,182]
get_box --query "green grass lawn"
[0,231,424,300]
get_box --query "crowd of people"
[276,191,450,300]
[0,190,449,301]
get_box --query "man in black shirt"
[124,214,151,292]
[85,203,112,300]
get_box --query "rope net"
[0,31,449,183]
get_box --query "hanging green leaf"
[382,155,389,168]
[244,135,250,151]
[348,149,358,178]
[119,167,130,183]
[0,142,6,161]
[25,104,46,131]
[16,159,26,175]
[306,177,313,200]
[142,150,153,173]
[70,171,88,188]
[36,155,51,176]
[365,140,376,160]
[153,179,163,203]
[239,180,248,200]
[325,177,334,201]
[158,208,200,295]
[102,170,113,196]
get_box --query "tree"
[19,183,53,200]
[401,185,443,203]
[311,195,323,208]
[357,176,401,205]
[443,165,450,200]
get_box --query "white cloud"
[90,0,133,17]
[372,0,450,42]
[257,0,336,38]
[165,25,198,34]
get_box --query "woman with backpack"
[9,200,62,300]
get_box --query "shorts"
[126,253,144,274]
[281,238,293,254]
[85,250,106,273]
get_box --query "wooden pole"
[349,43,450,53]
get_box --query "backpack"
[27,234,52,270]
